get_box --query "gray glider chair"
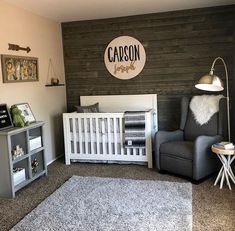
[154,96,227,181]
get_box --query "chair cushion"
[184,110,218,141]
[160,141,194,160]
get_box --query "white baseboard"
[47,154,64,166]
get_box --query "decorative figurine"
[32,159,39,173]
[11,106,29,127]
[51,77,59,85]
[12,145,24,160]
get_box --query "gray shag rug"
[11,176,192,231]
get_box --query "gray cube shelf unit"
[0,121,47,198]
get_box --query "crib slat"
[72,118,77,154]
[114,118,117,155]
[78,118,83,154]
[119,117,124,155]
[101,119,106,154]
[133,148,137,156]
[68,118,72,155]
[139,148,143,156]
[84,118,88,154]
[90,118,94,154]
[107,118,111,155]
[96,118,100,155]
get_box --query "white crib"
[63,94,158,168]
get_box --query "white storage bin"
[29,136,42,151]
[13,168,26,186]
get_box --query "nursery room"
[0,0,235,230]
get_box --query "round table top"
[211,144,235,155]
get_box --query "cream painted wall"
[0,1,66,164]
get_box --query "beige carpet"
[0,158,234,230]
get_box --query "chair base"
[158,170,168,174]
[157,169,216,184]
[190,179,201,185]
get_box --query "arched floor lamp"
[195,57,230,142]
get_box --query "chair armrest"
[155,130,184,144]
[193,135,222,180]
[154,130,184,170]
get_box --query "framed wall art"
[14,103,36,123]
[0,104,13,130]
[1,54,38,83]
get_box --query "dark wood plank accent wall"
[62,5,235,131]
[231,7,235,143]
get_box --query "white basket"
[13,168,26,186]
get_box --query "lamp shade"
[195,74,224,92]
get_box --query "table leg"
[228,156,235,182]
[216,154,225,189]
[218,155,235,190]
[214,166,223,186]
[228,167,235,182]
[220,171,225,189]
[224,168,231,190]
[227,156,235,188]
[221,155,231,189]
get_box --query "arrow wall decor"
[8,43,31,53]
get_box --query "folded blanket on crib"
[124,111,146,148]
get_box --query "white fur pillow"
[190,95,223,125]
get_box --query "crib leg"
[147,148,153,169]
[65,154,71,165]
[65,160,71,165]
[148,160,153,168]
[65,159,71,165]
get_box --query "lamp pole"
[209,57,230,142]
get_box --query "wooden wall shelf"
[45,84,65,87]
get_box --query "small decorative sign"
[104,36,146,80]
[0,104,13,130]
[14,103,36,124]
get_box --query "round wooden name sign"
[104,36,146,80]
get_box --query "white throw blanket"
[190,95,223,125]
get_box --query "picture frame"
[0,104,13,130]
[14,103,36,123]
[1,54,38,83]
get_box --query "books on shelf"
[213,142,234,150]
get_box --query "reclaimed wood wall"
[62,5,235,131]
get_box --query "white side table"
[211,144,235,190]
